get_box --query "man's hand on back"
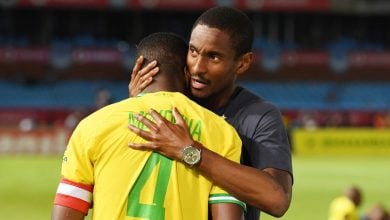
[128,107,194,160]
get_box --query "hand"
[128,56,159,97]
[128,107,194,160]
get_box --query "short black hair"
[136,32,188,77]
[192,6,254,57]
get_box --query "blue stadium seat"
[1,80,389,111]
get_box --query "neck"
[143,86,176,94]
[143,77,182,94]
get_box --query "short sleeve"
[61,121,95,185]
[54,120,95,214]
[209,187,246,212]
[244,103,293,177]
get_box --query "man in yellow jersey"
[51,32,245,220]
[328,186,362,220]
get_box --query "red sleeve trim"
[54,194,91,214]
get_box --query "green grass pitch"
[0,155,62,220]
[262,155,390,220]
[0,155,389,220]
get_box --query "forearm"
[126,108,292,216]
[194,142,292,217]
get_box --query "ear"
[236,52,253,76]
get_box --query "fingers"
[149,109,169,125]
[128,122,157,151]
[129,56,143,97]
[130,56,144,86]
[136,64,158,92]
[128,124,153,141]
[128,141,156,151]
[138,60,159,80]
[138,77,153,92]
[136,65,158,92]
[129,56,159,97]
[172,107,186,126]
[131,56,144,81]
[134,114,160,133]
[140,65,159,81]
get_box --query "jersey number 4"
[127,153,173,219]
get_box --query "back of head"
[192,6,254,57]
[135,32,188,92]
[345,186,362,207]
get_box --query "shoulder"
[331,197,355,209]
[224,87,288,142]
[176,93,241,138]
[81,101,116,122]
[77,100,127,132]
[229,87,282,120]
[241,87,278,110]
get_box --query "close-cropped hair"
[192,6,254,58]
[136,32,188,76]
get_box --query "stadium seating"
[0,80,127,108]
[1,80,389,111]
[241,81,390,110]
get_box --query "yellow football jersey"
[328,196,359,220]
[54,92,244,220]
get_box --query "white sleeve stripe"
[209,196,240,202]
[56,183,92,203]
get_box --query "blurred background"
[0,0,390,219]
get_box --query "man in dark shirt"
[128,6,293,219]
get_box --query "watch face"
[182,146,201,166]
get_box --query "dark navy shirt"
[216,86,293,220]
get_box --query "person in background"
[364,204,390,220]
[51,32,245,220]
[128,6,293,219]
[328,186,363,220]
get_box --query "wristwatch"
[181,145,202,167]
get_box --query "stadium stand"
[1,1,390,130]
